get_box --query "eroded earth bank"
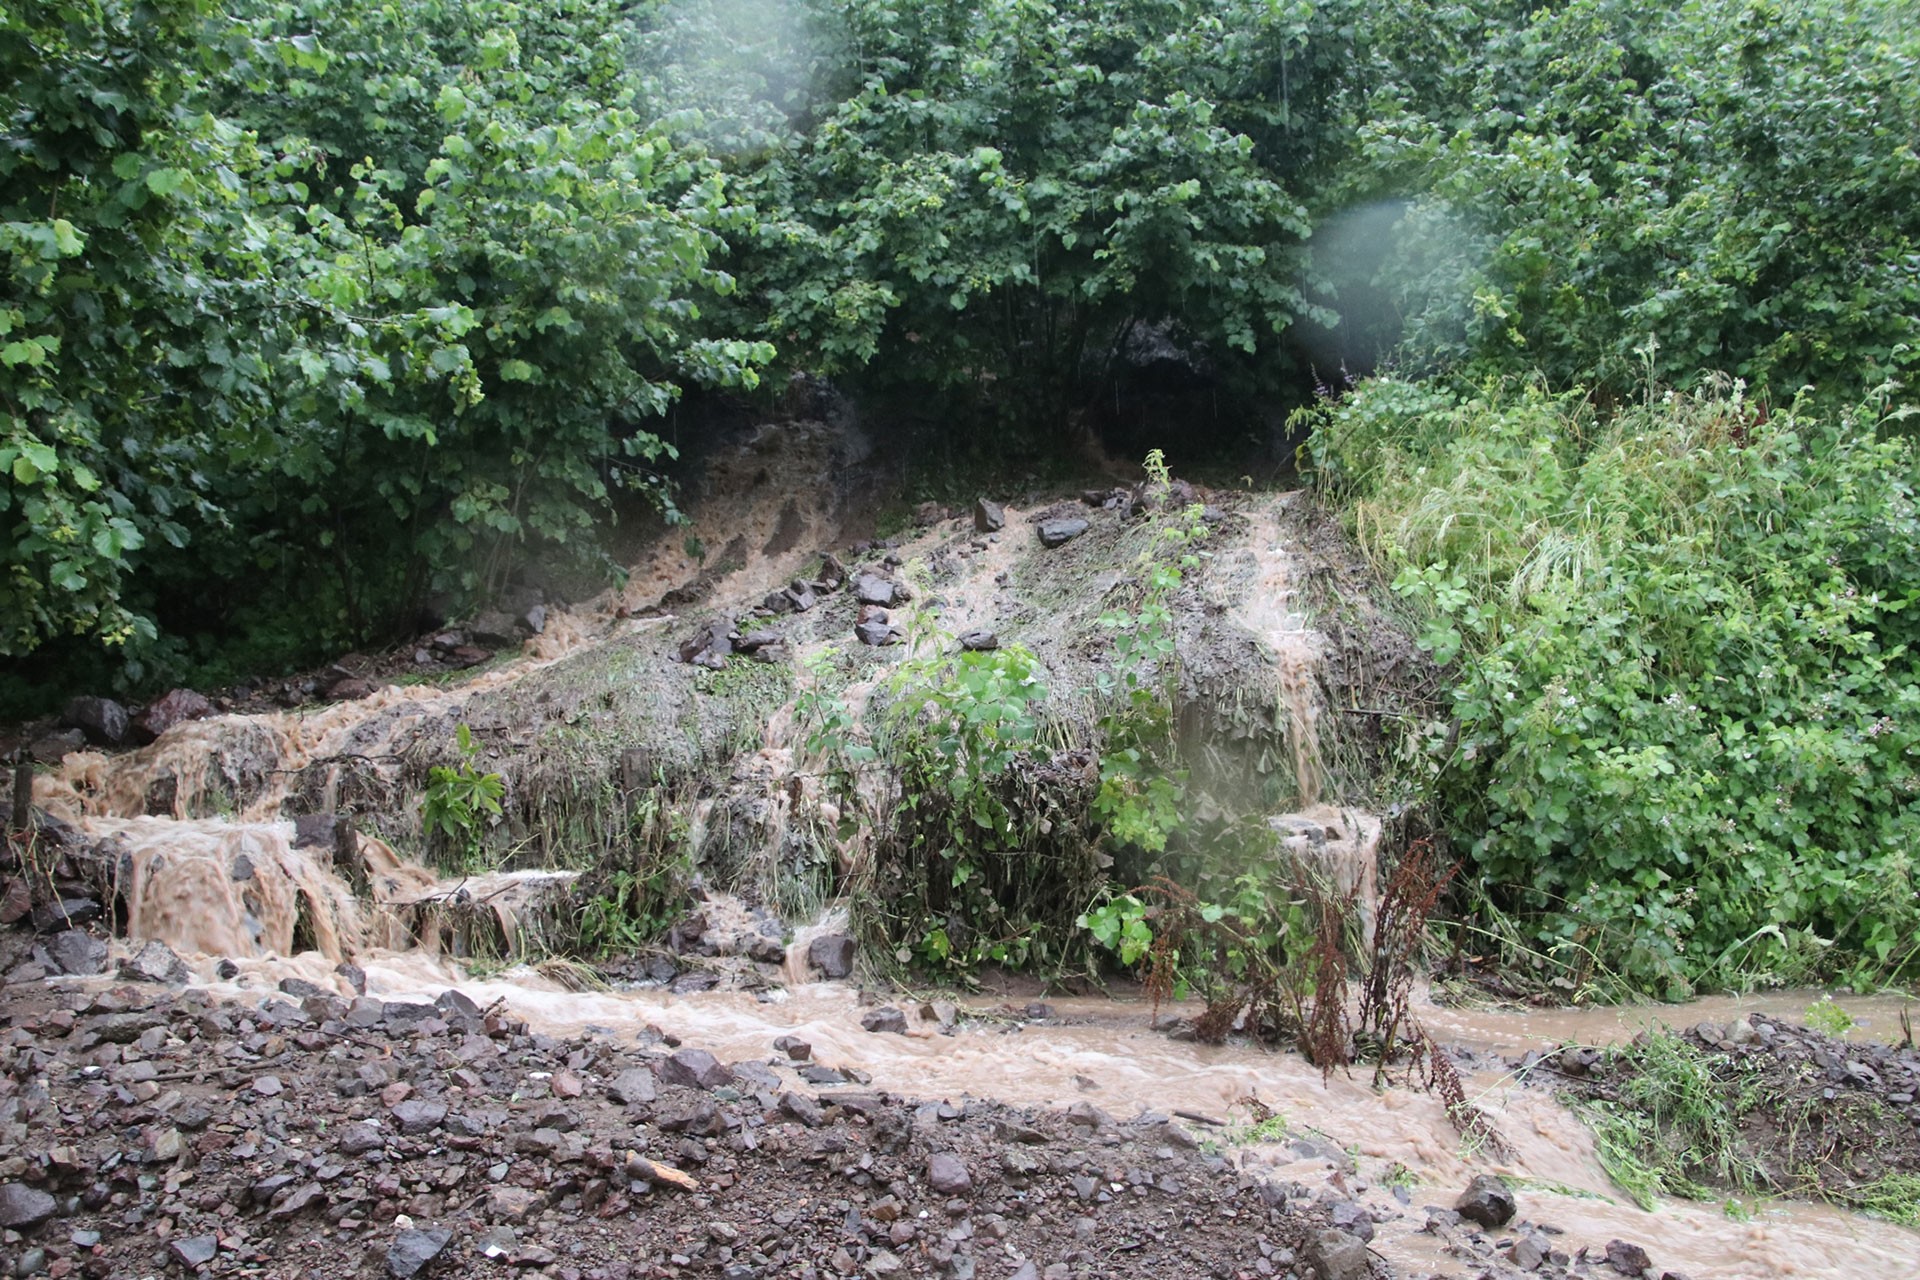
[3,417,1917,1280]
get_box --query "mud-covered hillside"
[12,416,1435,980]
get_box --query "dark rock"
[1328,1199,1374,1243]
[659,1048,735,1091]
[292,814,338,848]
[118,939,189,984]
[43,930,107,976]
[802,932,856,982]
[345,996,386,1028]
[434,988,482,1018]
[322,675,375,702]
[521,604,547,635]
[747,935,786,964]
[337,1122,385,1156]
[445,644,490,669]
[387,1227,453,1278]
[391,1100,449,1135]
[130,689,216,744]
[471,610,522,646]
[608,1068,658,1105]
[1037,518,1089,548]
[277,977,328,1000]
[170,1235,218,1267]
[337,961,368,995]
[973,499,1006,533]
[28,728,85,763]
[382,1001,437,1026]
[678,618,735,670]
[0,878,28,926]
[1304,1229,1370,1280]
[733,629,783,654]
[31,897,101,933]
[861,1006,909,1035]
[927,1153,972,1195]
[1605,1240,1652,1275]
[0,1182,55,1230]
[957,629,999,652]
[853,573,897,607]
[774,1035,812,1061]
[1454,1173,1516,1228]
[855,620,903,647]
[61,696,129,746]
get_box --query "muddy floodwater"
[89,943,1906,1280]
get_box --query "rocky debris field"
[0,946,1714,1280]
[0,963,1374,1280]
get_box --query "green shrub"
[1309,374,1920,993]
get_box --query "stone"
[277,977,327,1000]
[28,729,85,764]
[808,933,857,979]
[291,813,338,848]
[957,629,999,652]
[487,1186,543,1223]
[1454,1174,1516,1228]
[855,619,904,647]
[118,940,189,984]
[1508,1235,1546,1270]
[1304,1229,1370,1280]
[0,878,29,926]
[129,689,216,745]
[973,499,1006,533]
[382,1001,437,1026]
[43,931,107,977]
[434,988,482,1018]
[1328,1199,1374,1243]
[861,1007,909,1035]
[747,935,786,964]
[387,1227,453,1278]
[677,618,735,670]
[471,610,522,645]
[1036,517,1089,548]
[61,695,129,746]
[0,1183,56,1230]
[659,1048,735,1090]
[549,1070,584,1099]
[1605,1239,1653,1275]
[391,1100,448,1135]
[170,1236,218,1268]
[337,1123,385,1156]
[346,996,386,1028]
[774,1035,812,1061]
[608,1068,658,1105]
[252,1075,284,1097]
[853,573,897,607]
[927,1153,972,1195]
[30,898,101,933]
[323,675,375,702]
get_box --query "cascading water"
[14,436,1919,1279]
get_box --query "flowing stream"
[19,447,1920,1279]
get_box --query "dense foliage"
[1310,378,1920,991]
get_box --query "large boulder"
[1454,1173,1516,1228]
[807,933,857,978]
[973,499,1006,533]
[1037,517,1089,548]
[43,931,108,976]
[129,689,216,745]
[61,696,129,747]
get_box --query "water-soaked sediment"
[7,426,1919,1278]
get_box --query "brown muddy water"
[19,453,1920,1278]
[44,936,1919,1280]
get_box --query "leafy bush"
[1361,0,1920,404]
[423,723,506,871]
[1309,375,1920,993]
